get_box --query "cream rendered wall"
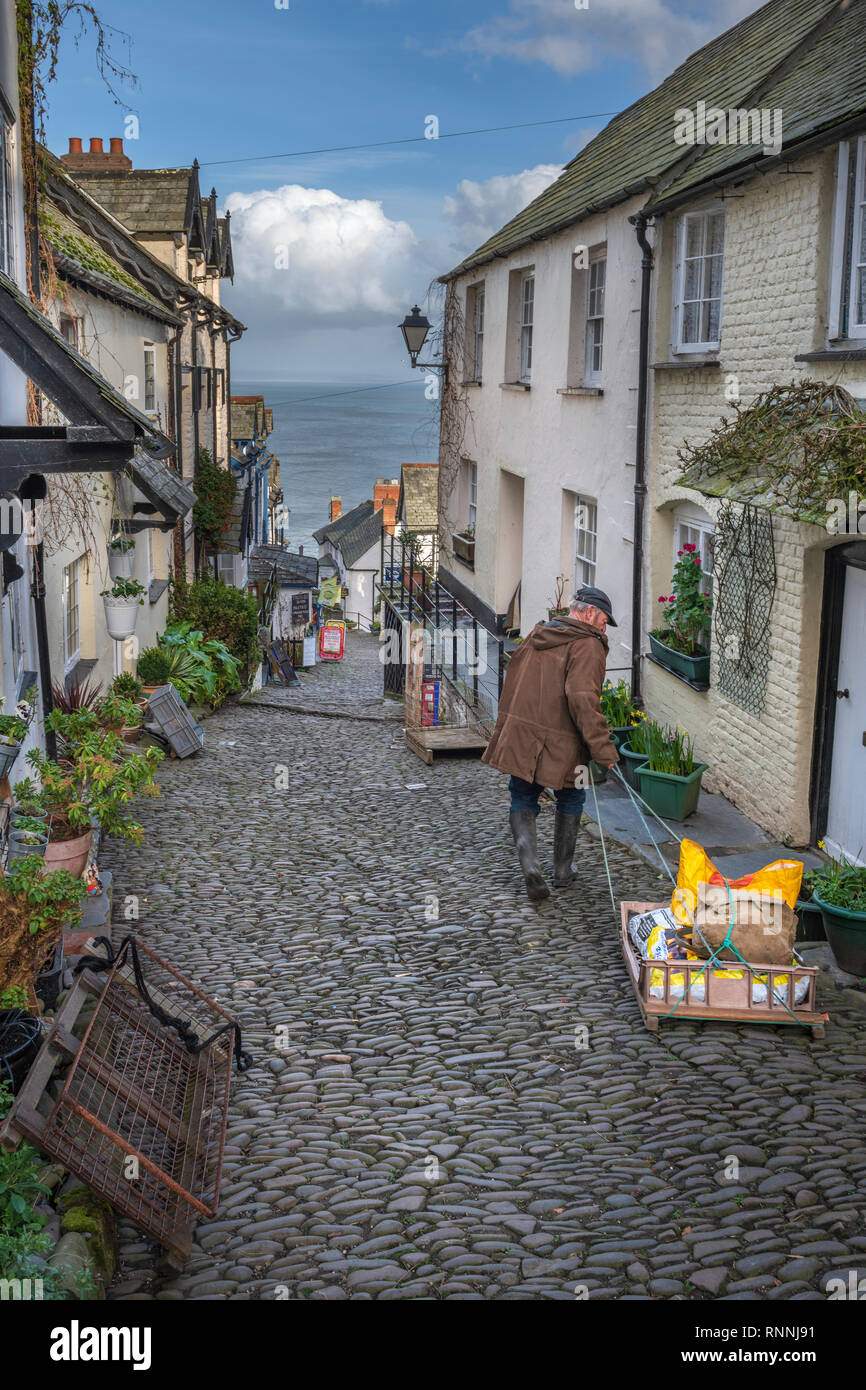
[441,192,650,679]
[42,287,174,693]
[0,0,43,772]
[647,147,864,844]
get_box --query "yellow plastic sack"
[670,838,804,928]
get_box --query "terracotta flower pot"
[43,827,93,880]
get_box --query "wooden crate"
[620,901,826,1038]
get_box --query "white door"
[825,565,866,866]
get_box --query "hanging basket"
[108,546,135,580]
[103,595,140,640]
[0,740,23,779]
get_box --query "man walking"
[482,586,620,902]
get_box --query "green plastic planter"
[795,897,827,943]
[649,633,710,684]
[636,761,709,821]
[618,742,649,790]
[608,725,634,749]
[812,890,866,975]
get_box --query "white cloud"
[457,0,758,82]
[442,163,562,256]
[223,184,424,330]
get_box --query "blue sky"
[43,0,753,380]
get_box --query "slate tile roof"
[129,446,196,524]
[71,168,204,240]
[398,462,439,532]
[441,0,850,281]
[247,545,318,585]
[313,498,375,546]
[313,498,384,569]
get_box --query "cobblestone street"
[102,634,866,1301]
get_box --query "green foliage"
[629,720,696,776]
[28,718,163,844]
[111,672,143,699]
[11,778,44,816]
[0,856,86,935]
[651,543,712,657]
[169,574,260,671]
[136,646,173,685]
[193,448,237,552]
[156,623,242,709]
[100,577,146,602]
[0,986,28,1011]
[108,535,135,552]
[98,693,141,730]
[807,850,866,914]
[600,679,637,727]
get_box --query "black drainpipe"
[628,212,654,704]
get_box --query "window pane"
[684,257,701,301]
[858,267,866,325]
[707,297,721,342]
[707,213,725,256]
[685,217,703,258]
[682,301,698,343]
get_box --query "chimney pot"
[298,544,304,555]
[329,496,342,522]
[89,137,104,153]
[110,137,124,155]
[68,137,82,154]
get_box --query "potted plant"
[0,687,37,780]
[101,578,146,641]
[111,671,145,710]
[635,722,709,821]
[547,574,570,621]
[97,692,143,741]
[618,715,652,790]
[137,646,174,694]
[0,858,86,1020]
[10,778,46,828]
[26,711,163,878]
[796,866,828,943]
[453,526,475,566]
[649,543,712,683]
[7,819,49,862]
[810,846,866,974]
[600,680,641,747]
[0,991,42,1092]
[107,534,136,580]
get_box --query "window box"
[453,532,475,567]
[649,632,709,684]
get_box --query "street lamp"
[398,305,448,382]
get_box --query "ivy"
[193,448,237,554]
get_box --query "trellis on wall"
[713,500,776,717]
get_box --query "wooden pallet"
[405,724,488,766]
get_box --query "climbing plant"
[192,449,237,555]
[677,380,866,525]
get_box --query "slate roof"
[398,462,438,532]
[71,166,206,243]
[441,0,849,280]
[41,199,182,325]
[247,545,318,585]
[313,498,375,546]
[231,395,272,441]
[129,446,196,524]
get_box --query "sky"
[42,0,757,381]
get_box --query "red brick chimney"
[60,136,133,173]
[381,498,397,535]
[373,477,400,512]
[329,496,342,522]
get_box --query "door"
[825,564,866,865]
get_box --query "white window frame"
[584,253,606,385]
[673,205,725,353]
[846,136,866,340]
[472,285,484,382]
[574,495,598,589]
[144,343,156,412]
[465,460,477,535]
[0,105,16,281]
[145,528,156,586]
[674,506,715,642]
[6,571,25,680]
[63,557,82,673]
[519,272,534,383]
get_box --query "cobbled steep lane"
[102,634,866,1301]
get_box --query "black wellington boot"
[509,809,551,903]
[552,811,581,888]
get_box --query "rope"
[75,936,253,1069]
[601,766,810,1027]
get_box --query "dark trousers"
[509,775,586,818]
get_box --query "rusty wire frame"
[35,939,235,1259]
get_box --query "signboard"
[318,620,346,662]
[318,576,341,605]
[291,590,310,626]
[302,635,317,668]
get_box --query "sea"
[233,380,440,556]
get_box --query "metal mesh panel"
[714,501,776,717]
